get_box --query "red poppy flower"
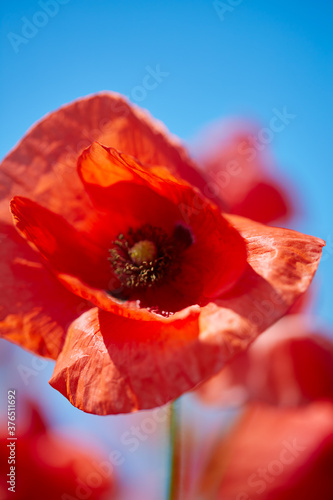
[0,401,115,499]
[198,402,333,500]
[0,93,324,414]
[193,121,297,224]
[197,315,333,407]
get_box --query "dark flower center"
[108,224,193,291]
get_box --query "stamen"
[108,224,191,291]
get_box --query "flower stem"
[167,400,181,500]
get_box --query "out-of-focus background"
[1,1,332,498]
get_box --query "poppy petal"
[49,219,324,414]
[0,222,91,359]
[49,306,203,414]
[10,196,112,290]
[0,92,207,226]
[77,142,190,237]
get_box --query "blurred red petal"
[195,124,295,223]
[198,315,333,407]
[231,180,289,224]
[215,403,333,500]
[0,401,115,499]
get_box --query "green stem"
[167,400,181,500]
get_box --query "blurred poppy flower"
[192,121,297,224]
[0,401,115,499]
[198,402,333,500]
[0,93,324,414]
[197,315,333,408]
